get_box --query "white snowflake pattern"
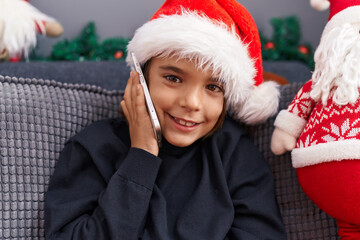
[297,133,318,148]
[288,88,313,118]
[321,119,360,142]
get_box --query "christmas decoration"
[30,22,129,61]
[271,1,360,238]
[260,16,314,69]
[0,0,63,62]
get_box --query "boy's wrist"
[118,147,162,190]
[131,143,159,156]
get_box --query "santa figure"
[271,0,360,238]
[0,0,63,61]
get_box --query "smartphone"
[130,52,162,147]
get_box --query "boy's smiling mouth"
[169,114,199,127]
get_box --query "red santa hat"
[126,0,279,125]
[311,0,360,35]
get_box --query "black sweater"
[45,117,286,239]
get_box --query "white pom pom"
[233,81,280,125]
[310,0,330,11]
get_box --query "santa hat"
[310,0,360,36]
[126,0,279,125]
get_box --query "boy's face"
[147,56,224,147]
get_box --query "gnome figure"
[0,0,63,61]
[271,0,360,238]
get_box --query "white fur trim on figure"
[127,11,279,124]
[292,139,360,168]
[310,0,330,11]
[274,110,307,137]
[0,0,54,58]
[321,6,360,37]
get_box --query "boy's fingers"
[131,70,139,81]
[135,84,148,116]
[120,100,130,121]
[130,72,148,116]
[123,71,149,121]
[124,71,139,112]
[123,76,132,103]
[131,75,139,109]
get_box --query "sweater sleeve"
[226,136,287,240]
[274,80,316,138]
[45,140,162,240]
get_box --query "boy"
[45,0,286,239]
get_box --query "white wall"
[31,0,329,56]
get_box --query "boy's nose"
[180,88,202,111]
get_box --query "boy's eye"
[206,84,224,93]
[165,75,181,83]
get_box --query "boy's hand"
[120,71,159,156]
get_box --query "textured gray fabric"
[0,75,123,239]
[0,75,338,239]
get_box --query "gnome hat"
[126,0,279,125]
[311,0,360,36]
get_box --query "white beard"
[310,23,360,106]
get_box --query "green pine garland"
[30,22,129,61]
[31,16,313,69]
[260,16,315,70]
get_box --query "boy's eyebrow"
[158,65,186,75]
[159,65,220,82]
[209,78,221,83]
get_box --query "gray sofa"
[0,61,338,239]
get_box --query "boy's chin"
[163,135,200,148]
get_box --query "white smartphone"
[130,52,162,147]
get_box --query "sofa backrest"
[0,74,338,239]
